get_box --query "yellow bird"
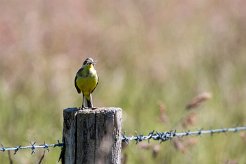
[75,58,98,109]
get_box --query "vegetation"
[0,0,246,163]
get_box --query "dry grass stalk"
[159,103,169,123]
[182,112,197,128]
[186,92,212,110]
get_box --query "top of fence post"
[62,107,122,164]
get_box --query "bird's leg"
[86,94,92,108]
[89,94,96,109]
[82,94,87,109]
[90,94,93,108]
[81,94,84,109]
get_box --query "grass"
[0,0,246,163]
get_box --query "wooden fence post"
[62,107,122,164]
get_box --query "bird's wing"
[91,76,99,93]
[74,70,81,93]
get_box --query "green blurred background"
[0,0,246,163]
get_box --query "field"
[0,0,246,163]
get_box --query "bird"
[74,58,99,109]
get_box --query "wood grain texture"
[62,108,79,164]
[62,107,122,164]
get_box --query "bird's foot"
[80,106,89,110]
[80,106,97,110]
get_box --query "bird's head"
[83,58,96,67]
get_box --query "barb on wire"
[0,140,64,154]
[0,126,245,154]
[121,126,246,144]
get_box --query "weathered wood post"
[62,107,122,164]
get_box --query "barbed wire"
[0,126,245,154]
[0,140,63,154]
[121,126,246,144]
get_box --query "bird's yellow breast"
[76,68,98,96]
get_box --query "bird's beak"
[88,61,96,66]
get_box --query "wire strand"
[1,126,245,154]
